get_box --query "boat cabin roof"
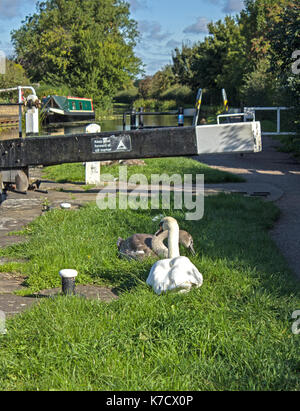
[42,95,94,112]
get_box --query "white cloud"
[138,20,172,41]
[143,58,172,75]
[165,39,181,49]
[0,0,26,20]
[222,0,244,13]
[128,0,149,12]
[205,0,244,13]
[183,17,210,34]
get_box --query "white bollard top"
[85,123,101,133]
[59,269,78,279]
[60,203,71,209]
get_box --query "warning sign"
[92,135,132,154]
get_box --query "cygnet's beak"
[189,243,196,255]
[155,222,164,236]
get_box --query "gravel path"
[197,135,300,280]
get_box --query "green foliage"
[158,100,178,111]
[266,1,300,72]
[11,0,142,109]
[192,17,247,106]
[240,58,282,106]
[133,98,180,111]
[169,17,248,106]
[151,0,298,115]
[133,98,158,111]
[136,65,176,100]
[150,65,175,98]
[240,0,291,63]
[36,82,72,99]
[114,87,139,104]
[132,83,194,110]
[160,84,194,105]
[265,1,300,132]
[172,44,195,86]
[0,60,29,101]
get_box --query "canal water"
[41,110,194,135]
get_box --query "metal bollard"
[130,109,137,130]
[59,269,78,296]
[138,107,144,129]
[178,107,184,127]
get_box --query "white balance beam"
[195,121,261,154]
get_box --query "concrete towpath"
[0,134,299,318]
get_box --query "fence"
[0,104,21,140]
[122,108,189,130]
[244,107,296,136]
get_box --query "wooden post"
[85,124,101,185]
[17,87,23,138]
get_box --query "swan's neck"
[168,224,180,258]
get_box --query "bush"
[133,98,157,111]
[114,87,139,104]
[157,100,177,111]
[160,84,194,105]
[37,82,72,98]
[132,99,177,111]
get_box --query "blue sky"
[0,0,245,75]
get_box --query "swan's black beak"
[189,243,196,255]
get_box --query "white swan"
[146,217,203,295]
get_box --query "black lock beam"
[0,122,262,171]
[0,127,198,169]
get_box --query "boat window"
[79,102,83,110]
[72,102,76,110]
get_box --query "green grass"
[272,134,300,158]
[42,157,244,185]
[0,194,299,390]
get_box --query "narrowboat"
[42,95,95,124]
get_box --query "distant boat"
[41,95,95,124]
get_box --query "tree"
[266,1,300,129]
[266,1,300,74]
[138,76,153,99]
[11,0,142,108]
[0,60,30,102]
[190,17,247,105]
[240,58,282,106]
[150,65,175,98]
[240,0,291,64]
[172,44,196,87]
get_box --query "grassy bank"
[42,157,244,185]
[273,134,300,158]
[0,194,299,390]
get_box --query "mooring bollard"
[59,269,78,296]
[130,109,137,130]
[85,123,101,185]
[138,107,144,129]
[178,107,184,127]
